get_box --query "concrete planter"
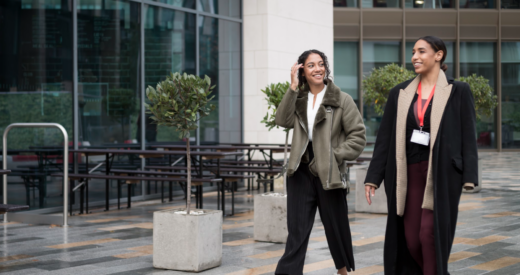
[462,158,483,193]
[254,193,288,243]
[355,168,388,214]
[153,208,222,272]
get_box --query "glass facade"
[0,0,242,210]
[405,0,454,8]
[406,41,455,79]
[501,42,520,148]
[334,0,359,7]
[502,0,520,8]
[334,42,359,105]
[460,0,495,8]
[460,42,497,149]
[363,0,401,8]
[363,41,401,143]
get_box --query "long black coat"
[365,72,479,274]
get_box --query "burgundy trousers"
[403,160,437,275]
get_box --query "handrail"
[2,123,69,227]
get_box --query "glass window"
[405,0,454,8]
[199,16,242,143]
[198,0,241,19]
[460,0,495,8]
[334,42,359,106]
[460,42,497,149]
[0,0,73,209]
[501,42,520,148]
[78,0,141,146]
[334,0,359,7]
[144,6,196,144]
[362,0,400,8]
[406,41,455,78]
[153,0,196,9]
[502,0,520,8]
[362,41,401,144]
[0,0,73,150]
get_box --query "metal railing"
[2,123,69,227]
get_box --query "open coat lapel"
[395,70,453,216]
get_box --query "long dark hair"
[297,49,332,89]
[417,36,448,72]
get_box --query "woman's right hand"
[290,62,302,91]
[365,185,376,205]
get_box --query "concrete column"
[243,0,334,145]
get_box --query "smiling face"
[411,39,444,75]
[302,53,326,87]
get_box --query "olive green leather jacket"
[275,80,366,190]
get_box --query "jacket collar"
[295,80,341,132]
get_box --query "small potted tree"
[254,82,290,244]
[362,65,498,197]
[146,72,221,272]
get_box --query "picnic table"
[67,149,242,212]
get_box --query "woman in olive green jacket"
[274,49,366,275]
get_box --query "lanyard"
[417,82,435,130]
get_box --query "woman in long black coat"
[364,36,478,275]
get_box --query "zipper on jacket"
[294,118,309,172]
[326,107,334,189]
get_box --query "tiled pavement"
[0,153,519,274]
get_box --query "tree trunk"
[283,130,289,194]
[186,138,191,214]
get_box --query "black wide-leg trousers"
[275,155,355,274]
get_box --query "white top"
[307,85,327,141]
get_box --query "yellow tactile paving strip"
[47,238,120,249]
[483,211,520,218]
[226,263,278,275]
[458,202,484,212]
[113,245,153,259]
[453,237,474,244]
[0,255,33,263]
[223,238,256,246]
[448,251,481,263]
[98,222,153,231]
[302,259,335,272]
[223,222,254,230]
[351,265,385,274]
[353,236,385,246]
[464,235,509,246]
[470,257,520,271]
[86,216,142,223]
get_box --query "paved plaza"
[0,152,519,274]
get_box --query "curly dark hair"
[297,49,332,89]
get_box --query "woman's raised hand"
[290,62,303,91]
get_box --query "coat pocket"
[452,156,463,173]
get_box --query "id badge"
[410,129,430,146]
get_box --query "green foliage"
[362,64,417,116]
[458,74,498,120]
[362,64,498,120]
[261,82,291,132]
[144,72,216,139]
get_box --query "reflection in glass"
[77,0,141,146]
[362,0,400,8]
[406,41,455,78]
[362,41,401,143]
[199,16,242,143]
[0,0,73,150]
[460,0,495,8]
[405,0,454,8]
[153,0,195,9]
[144,6,196,143]
[460,42,497,149]
[501,42,520,148]
[198,0,241,18]
[502,0,520,8]
[334,0,358,7]
[334,42,359,106]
